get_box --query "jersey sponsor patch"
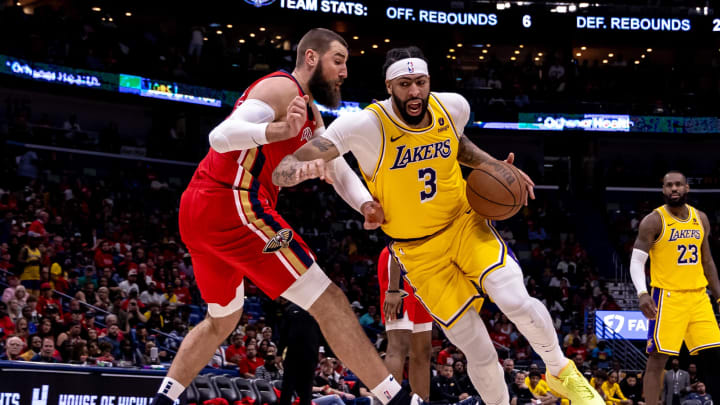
[263,228,294,253]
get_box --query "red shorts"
[377,248,433,332]
[179,185,315,309]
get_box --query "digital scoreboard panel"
[244,0,720,42]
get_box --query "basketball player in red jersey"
[152,29,411,405]
[378,247,433,401]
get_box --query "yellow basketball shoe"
[546,360,605,405]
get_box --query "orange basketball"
[466,160,526,221]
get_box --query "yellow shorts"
[390,207,508,329]
[647,287,720,355]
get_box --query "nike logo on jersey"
[667,222,675,227]
[390,133,406,142]
[390,140,452,170]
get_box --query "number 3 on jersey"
[418,168,437,202]
[677,244,699,265]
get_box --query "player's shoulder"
[639,210,663,232]
[432,92,470,110]
[245,75,299,112]
[432,92,470,124]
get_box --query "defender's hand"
[384,291,403,321]
[285,95,309,140]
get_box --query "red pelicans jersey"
[189,70,317,206]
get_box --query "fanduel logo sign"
[596,310,648,340]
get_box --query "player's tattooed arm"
[272,137,340,187]
[699,211,720,301]
[456,135,494,169]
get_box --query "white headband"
[385,58,429,81]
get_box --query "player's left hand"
[384,290,403,321]
[361,200,384,230]
[504,152,536,205]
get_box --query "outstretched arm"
[272,137,340,187]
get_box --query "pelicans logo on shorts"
[263,229,294,253]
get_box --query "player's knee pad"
[444,313,497,366]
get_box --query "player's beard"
[664,192,687,207]
[309,60,342,108]
[393,93,429,126]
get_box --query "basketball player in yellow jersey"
[273,46,604,405]
[630,170,720,405]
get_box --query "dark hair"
[663,170,686,184]
[295,28,348,68]
[594,370,608,380]
[528,370,542,378]
[382,46,427,77]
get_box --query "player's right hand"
[295,158,328,183]
[638,293,657,319]
[285,95,309,140]
[384,290,403,321]
[504,152,535,205]
[361,200,384,230]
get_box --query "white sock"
[370,374,402,405]
[158,377,185,401]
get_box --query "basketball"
[466,160,527,221]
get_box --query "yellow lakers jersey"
[362,93,466,239]
[649,204,707,290]
[20,246,41,281]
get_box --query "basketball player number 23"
[677,244,699,265]
[418,168,437,202]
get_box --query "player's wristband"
[386,290,409,298]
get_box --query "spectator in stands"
[57,321,83,348]
[358,305,377,327]
[685,381,712,404]
[225,332,245,365]
[7,299,21,321]
[96,341,115,363]
[20,334,42,360]
[238,343,263,378]
[31,336,58,362]
[663,358,691,405]
[118,269,139,296]
[1,274,19,303]
[687,363,699,391]
[619,374,642,405]
[566,336,588,362]
[140,281,164,306]
[602,371,631,405]
[437,343,457,366]
[142,341,160,365]
[0,335,24,360]
[256,353,284,380]
[95,286,112,310]
[509,371,534,405]
[162,284,180,304]
[314,358,355,401]
[100,324,122,358]
[590,340,612,369]
[166,317,187,352]
[430,363,469,403]
[591,372,608,403]
[70,341,89,364]
[526,370,560,405]
[453,360,476,396]
[178,253,193,278]
[117,338,144,366]
[18,236,42,294]
[144,303,164,330]
[0,301,15,340]
[37,283,63,318]
[503,358,516,384]
[261,326,273,341]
